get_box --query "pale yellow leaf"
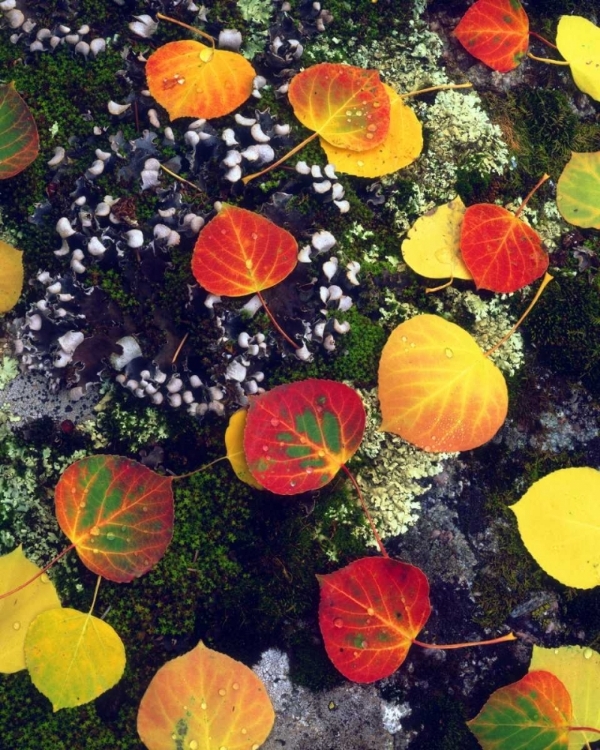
[0,239,24,313]
[556,16,600,102]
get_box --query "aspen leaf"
[0,546,62,674]
[401,197,472,281]
[0,240,24,313]
[225,409,263,489]
[556,16,600,102]
[509,467,600,589]
[0,82,39,179]
[556,151,600,229]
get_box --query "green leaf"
[556,151,600,229]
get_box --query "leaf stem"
[171,332,189,364]
[526,51,569,65]
[514,173,550,218]
[341,465,389,558]
[159,164,204,194]
[88,575,102,616]
[400,82,472,99]
[171,455,229,482]
[156,12,215,52]
[569,727,600,736]
[242,131,319,185]
[257,291,300,349]
[529,30,558,49]
[0,544,76,600]
[413,632,517,650]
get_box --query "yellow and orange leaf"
[0,239,24,313]
[225,409,263,489]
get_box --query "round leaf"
[556,16,600,102]
[145,41,256,120]
[137,641,274,750]
[25,607,126,711]
[0,240,24,313]
[556,151,600,229]
[225,409,264,489]
[318,557,431,683]
[244,379,366,495]
[191,205,298,296]
[509,467,600,589]
[55,455,174,583]
[288,62,391,151]
[378,314,508,452]
[0,82,39,179]
[320,85,422,177]
[460,203,548,293]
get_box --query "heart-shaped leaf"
[454,0,529,73]
[556,151,600,229]
[318,557,431,683]
[0,82,39,179]
[378,314,508,452]
[460,203,548,293]
[244,379,366,495]
[137,641,275,750]
[145,41,256,119]
[556,16,600,102]
[0,240,24,313]
[225,409,264,489]
[55,456,174,583]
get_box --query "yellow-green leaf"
[556,16,600,102]
[530,645,600,750]
[401,197,472,281]
[225,409,263,489]
[556,151,600,229]
[509,467,600,589]
[0,546,61,674]
[0,240,24,313]
[24,607,126,710]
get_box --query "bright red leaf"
[318,557,431,683]
[55,456,174,583]
[191,205,298,296]
[460,203,548,293]
[454,0,529,73]
[244,379,365,495]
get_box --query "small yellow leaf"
[24,607,126,710]
[0,239,24,313]
[509,467,600,589]
[225,409,263,489]
[401,197,472,281]
[556,16,600,102]
[0,546,62,673]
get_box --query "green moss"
[328,308,387,386]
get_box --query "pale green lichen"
[0,356,19,391]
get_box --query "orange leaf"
[145,41,255,120]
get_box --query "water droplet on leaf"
[13,622,20,630]
[333,617,343,628]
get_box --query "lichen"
[0,355,19,391]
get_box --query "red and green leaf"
[55,456,174,583]
[318,557,431,683]
[454,0,529,73]
[244,379,365,495]
[0,82,39,180]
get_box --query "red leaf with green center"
[454,0,529,73]
[467,670,573,749]
[191,205,298,296]
[0,82,39,179]
[460,203,548,293]
[55,456,174,582]
[318,557,431,683]
[244,379,365,495]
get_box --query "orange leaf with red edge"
[55,455,174,583]
[138,641,274,750]
[460,204,548,293]
[191,205,298,296]
[145,40,255,120]
[288,62,391,151]
[454,0,529,73]
[244,379,365,495]
[318,557,431,683]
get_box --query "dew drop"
[232,682,240,690]
[220,229,227,235]
[90,526,100,536]
[245,259,253,269]
[357,160,364,167]
[13,621,20,631]
[367,124,377,132]
[401,336,407,343]
[79,502,86,509]
[106,532,115,541]
[171,734,177,741]
[352,650,360,657]
[444,348,454,358]
[219,746,227,750]
[199,48,212,62]
[200,702,207,710]
[356,109,363,116]
[40,573,50,584]
[270,418,280,427]
[177,78,186,85]
[306,466,313,474]
[367,607,374,616]
[584,647,593,659]
[373,101,381,108]
[318,450,325,458]
[189,742,198,750]
[252,745,260,750]
[241,728,248,735]
[300,436,307,444]
[290,480,297,488]
[333,618,343,628]
[262,444,269,452]
[361,640,368,648]
[142,505,148,512]
[218,688,226,696]
[251,232,258,240]
[365,133,374,140]
[345,109,352,116]
[410,342,415,348]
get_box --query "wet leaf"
[460,203,548,293]
[509,467,600,589]
[191,205,298,296]
[145,41,256,119]
[454,0,529,73]
[137,641,274,750]
[556,151,600,229]
[467,670,572,749]
[556,16,600,102]
[378,314,508,452]
[401,197,472,281]
[320,85,422,177]
[25,607,126,711]
[318,557,431,683]
[0,239,24,313]
[288,62,391,150]
[55,455,174,583]
[0,546,61,674]
[244,379,365,495]
[0,82,39,179]
[225,409,263,489]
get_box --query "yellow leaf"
[509,467,600,589]
[556,16,600,102]
[24,607,126,710]
[225,409,264,489]
[0,239,24,313]
[320,85,423,177]
[556,151,600,229]
[401,197,472,281]
[530,645,600,750]
[0,546,62,673]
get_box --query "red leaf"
[244,379,365,495]
[55,456,174,582]
[191,205,298,296]
[454,0,529,73]
[460,203,548,293]
[318,558,431,683]
[0,82,39,179]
